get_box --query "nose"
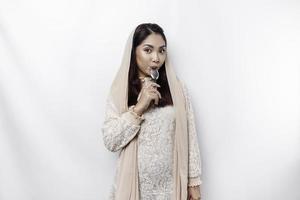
[152,53,159,63]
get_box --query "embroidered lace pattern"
[102,82,202,199]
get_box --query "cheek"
[140,52,149,62]
[136,52,149,67]
[159,54,167,64]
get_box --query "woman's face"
[135,33,167,78]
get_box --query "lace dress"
[101,82,202,200]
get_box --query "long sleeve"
[101,94,144,152]
[181,82,203,187]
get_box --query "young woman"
[102,23,202,200]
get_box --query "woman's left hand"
[187,185,201,200]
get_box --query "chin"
[145,69,151,76]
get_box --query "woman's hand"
[134,78,161,115]
[187,185,201,200]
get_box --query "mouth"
[148,66,159,72]
[148,67,160,80]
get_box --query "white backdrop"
[0,0,299,200]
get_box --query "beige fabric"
[108,28,189,199]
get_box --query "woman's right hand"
[134,79,162,115]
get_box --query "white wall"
[0,0,299,199]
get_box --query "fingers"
[149,88,161,99]
[141,82,159,93]
[151,82,161,88]
[148,91,160,105]
[139,81,161,106]
[188,196,200,200]
[188,187,201,200]
[143,81,161,89]
[144,83,161,99]
[148,89,161,101]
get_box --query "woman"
[102,23,202,200]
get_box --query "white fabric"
[102,81,202,199]
[105,25,190,199]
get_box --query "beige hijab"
[108,27,188,200]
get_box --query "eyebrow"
[143,44,166,48]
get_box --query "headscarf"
[108,27,188,200]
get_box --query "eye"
[160,49,166,54]
[144,48,152,53]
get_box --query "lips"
[147,66,159,75]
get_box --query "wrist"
[128,105,144,119]
[133,104,144,116]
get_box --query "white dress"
[102,82,202,200]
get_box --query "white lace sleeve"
[101,95,144,152]
[181,81,203,186]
